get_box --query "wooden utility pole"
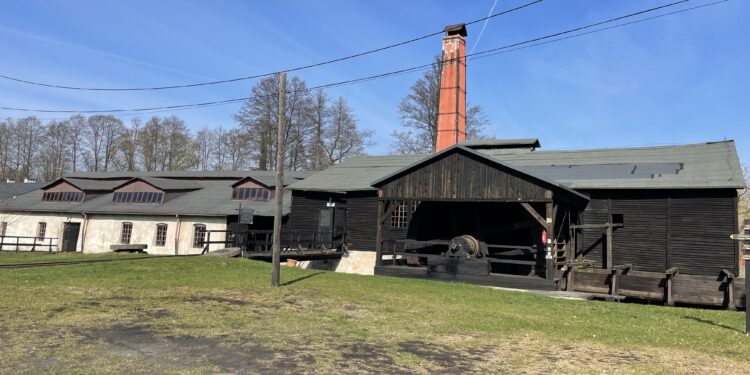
[271,72,286,288]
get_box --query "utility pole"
[271,72,286,288]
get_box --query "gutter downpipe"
[81,212,89,253]
[174,214,181,256]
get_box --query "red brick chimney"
[435,23,467,152]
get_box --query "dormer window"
[232,187,273,201]
[42,191,84,202]
[113,191,164,204]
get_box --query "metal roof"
[0,182,46,200]
[2,170,310,217]
[1,180,291,217]
[459,138,541,149]
[289,141,745,192]
[114,177,202,191]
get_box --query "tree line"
[0,75,373,182]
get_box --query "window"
[37,222,47,239]
[611,214,624,226]
[232,187,273,201]
[0,222,7,237]
[42,191,84,202]
[120,222,133,244]
[113,191,163,204]
[155,224,168,247]
[192,224,207,248]
[390,201,419,229]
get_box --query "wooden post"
[271,72,286,288]
[545,199,554,281]
[375,196,384,267]
[745,257,749,334]
[605,224,613,270]
[665,267,679,306]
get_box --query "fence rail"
[0,235,58,253]
[200,229,346,256]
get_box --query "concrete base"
[296,250,376,275]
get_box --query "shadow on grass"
[282,271,325,286]
[683,316,744,333]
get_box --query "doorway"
[62,222,81,252]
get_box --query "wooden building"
[287,139,746,308]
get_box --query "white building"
[0,171,309,255]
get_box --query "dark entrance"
[61,222,81,252]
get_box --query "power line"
[0,0,722,115]
[0,0,543,92]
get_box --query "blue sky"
[0,0,747,165]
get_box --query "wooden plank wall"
[381,152,549,201]
[572,268,746,309]
[288,190,407,251]
[579,189,738,276]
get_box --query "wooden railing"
[200,229,347,256]
[0,235,58,253]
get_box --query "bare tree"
[391,56,490,154]
[320,97,372,167]
[138,116,164,172]
[38,120,70,181]
[0,119,10,180]
[67,114,85,173]
[161,116,197,171]
[82,115,124,172]
[310,91,329,170]
[739,164,750,231]
[195,127,215,171]
[12,116,44,180]
[234,75,314,171]
[115,118,140,172]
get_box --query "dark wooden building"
[287,139,745,308]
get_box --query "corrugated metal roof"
[289,141,745,191]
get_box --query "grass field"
[1,252,749,374]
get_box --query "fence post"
[49,237,53,254]
[16,237,19,252]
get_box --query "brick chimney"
[435,23,467,152]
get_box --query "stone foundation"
[296,250,376,275]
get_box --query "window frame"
[192,224,207,248]
[37,222,47,239]
[155,223,168,247]
[120,222,133,245]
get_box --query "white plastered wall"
[83,214,227,255]
[0,211,84,252]
[0,211,227,255]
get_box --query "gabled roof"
[288,140,745,192]
[371,145,589,201]
[43,177,126,192]
[231,176,271,189]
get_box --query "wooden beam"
[605,224,613,270]
[380,200,397,225]
[375,198,384,267]
[520,203,547,228]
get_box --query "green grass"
[0,252,748,374]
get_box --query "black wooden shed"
[287,140,745,308]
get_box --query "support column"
[545,194,555,281]
[375,194,385,267]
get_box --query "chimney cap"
[443,23,467,37]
